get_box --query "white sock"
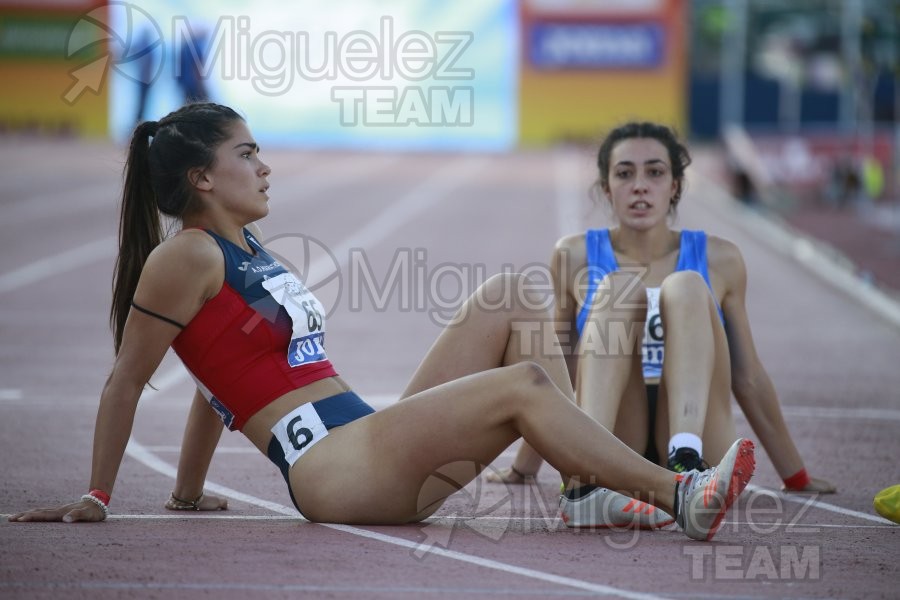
[668,432,703,457]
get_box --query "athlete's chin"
[619,217,665,231]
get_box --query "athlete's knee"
[510,360,553,388]
[659,271,707,307]
[486,362,555,419]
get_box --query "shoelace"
[675,467,719,524]
[668,449,709,473]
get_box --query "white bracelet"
[80,493,109,518]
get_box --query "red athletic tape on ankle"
[782,469,810,490]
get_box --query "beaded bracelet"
[80,493,109,518]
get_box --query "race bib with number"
[642,287,664,379]
[261,272,328,368]
[271,402,329,467]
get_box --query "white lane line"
[3,512,891,530]
[137,444,520,459]
[125,439,295,517]
[0,236,117,295]
[322,155,490,261]
[747,485,894,525]
[727,521,895,530]
[12,392,900,430]
[142,445,257,454]
[124,438,670,600]
[692,171,900,331]
[779,405,900,421]
[0,182,119,224]
[0,581,605,596]
[378,395,900,422]
[269,154,401,204]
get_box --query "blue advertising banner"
[529,22,664,70]
[107,0,518,150]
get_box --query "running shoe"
[559,487,674,530]
[674,438,755,541]
[873,484,900,524]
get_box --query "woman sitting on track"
[9,104,755,541]
[490,122,834,529]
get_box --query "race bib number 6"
[271,403,329,467]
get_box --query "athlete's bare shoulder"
[140,229,224,302]
[706,235,743,269]
[153,228,222,268]
[706,234,746,292]
[554,232,587,267]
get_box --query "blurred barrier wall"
[518,0,687,145]
[0,0,108,136]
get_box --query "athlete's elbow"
[731,372,764,401]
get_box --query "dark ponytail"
[110,103,243,353]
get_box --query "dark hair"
[111,102,243,353]
[594,121,692,213]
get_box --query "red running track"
[0,138,897,599]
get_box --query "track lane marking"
[0,237,116,294]
[0,581,614,596]
[124,438,669,600]
[746,485,893,525]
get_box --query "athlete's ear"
[188,167,213,192]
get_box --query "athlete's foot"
[782,476,836,494]
[674,438,755,541]
[484,466,534,484]
[559,487,674,530]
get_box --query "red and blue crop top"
[171,228,337,431]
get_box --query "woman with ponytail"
[10,104,755,542]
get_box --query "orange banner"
[519,0,687,145]
[0,1,108,136]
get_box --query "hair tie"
[140,120,160,138]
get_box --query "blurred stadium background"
[1,0,898,291]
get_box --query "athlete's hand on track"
[783,475,837,494]
[8,499,106,523]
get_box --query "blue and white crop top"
[575,229,722,381]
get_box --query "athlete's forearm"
[735,374,804,479]
[89,376,143,495]
[172,389,224,499]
